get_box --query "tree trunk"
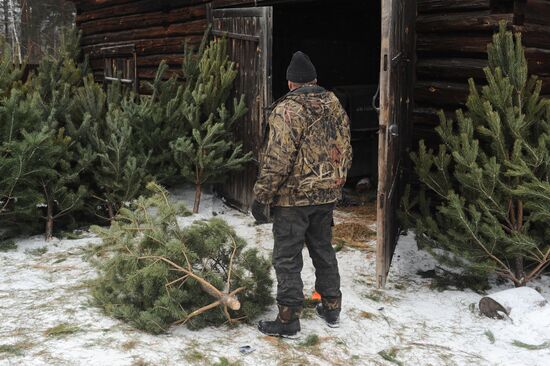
[193,183,201,214]
[514,257,525,287]
[107,202,115,222]
[45,202,54,240]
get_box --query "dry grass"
[333,222,376,242]
[337,202,377,222]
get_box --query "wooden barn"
[70,0,550,287]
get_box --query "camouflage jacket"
[253,85,352,207]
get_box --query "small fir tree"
[85,106,151,221]
[170,38,251,213]
[402,23,550,286]
[91,183,273,334]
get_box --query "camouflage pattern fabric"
[253,85,352,207]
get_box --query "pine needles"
[91,183,273,334]
[402,22,550,286]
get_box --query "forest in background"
[0,0,75,63]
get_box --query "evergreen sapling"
[402,23,550,286]
[170,38,251,213]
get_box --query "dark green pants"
[272,203,341,307]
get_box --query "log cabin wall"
[414,0,550,143]
[72,0,211,90]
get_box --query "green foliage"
[91,183,273,334]
[0,240,17,251]
[484,330,496,344]
[1,27,251,240]
[402,23,550,286]
[44,323,80,337]
[0,39,25,96]
[511,340,550,350]
[170,38,251,213]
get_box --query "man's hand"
[251,200,270,224]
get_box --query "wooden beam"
[76,0,208,23]
[82,35,203,58]
[81,19,207,46]
[526,47,550,76]
[417,58,488,80]
[72,0,135,12]
[79,4,207,36]
[417,34,492,54]
[516,24,550,49]
[417,0,491,14]
[415,81,470,107]
[417,12,513,33]
[136,54,186,67]
[523,0,550,26]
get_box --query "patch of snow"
[0,185,548,365]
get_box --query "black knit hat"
[286,51,317,83]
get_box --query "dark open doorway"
[272,0,382,189]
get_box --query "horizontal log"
[515,24,550,49]
[418,0,491,13]
[523,0,550,26]
[72,0,135,12]
[417,12,513,33]
[415,81,470,107]
[82,35,203,58]
[413,107,445,127]
[90,57,186,71]
[417,34,493,54]
[539,76,550,94]
[76,0,208,23]
[526,47,550,76]
[79,4,207,36]
[417,58,488,81]
[81,19,207,46]
[135,67,183,80]
[136,54,186,67]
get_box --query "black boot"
[258,305,301,338]
[316,296,341,328]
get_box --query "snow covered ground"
[1,187,549,366]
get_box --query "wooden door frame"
[376,0,416,288]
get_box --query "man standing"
[251,51,352,337]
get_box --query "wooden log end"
[226,297,241,311]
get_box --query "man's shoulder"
[272,96,306,116]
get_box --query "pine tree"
[170,38,251,213]
[122,61,189,184]
[85,105,151,221]
[91,182,273,334]
[402,23,550,286]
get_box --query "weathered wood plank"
[417,12,513,33]
[76,0,208,23]
[415,81,470,107]
[81,19,207,46]
[137,67,182,80]
[136,54,186,67]
[417,58,488,80]
[526,47,550,76]
[516,24,550,49]
[417,0,490,13]
[72,0,135,12]
[82,35,203,58]
[79,5,207,36]
[523,0,550,26]
[417,34,492,54]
